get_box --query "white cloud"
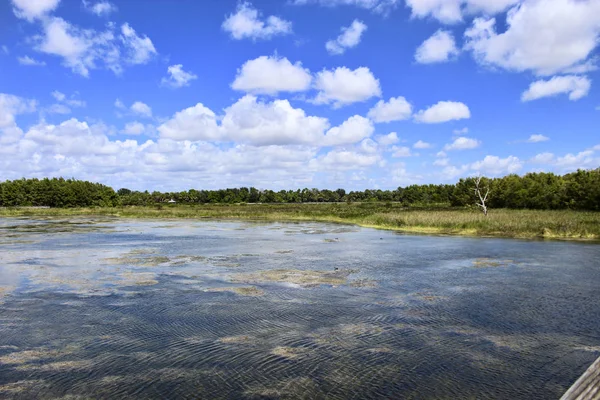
[405,0,519,24]
[326,19,367,55]
[0,93,36,131]
[391,146,412,157]
[521,75,591,102]
[415,30,459,64]
[50,90,85,108]
[317,149,380,170]
[35,18,156,76]
[120,23,157,65]
[114,99,125,109]
[83,1,117,16]
[122,121,146,135]
[293,0,399,15]
[130,101,152,118]
[2,45,9,55]
[18,55,46,66]
[231,55,312,95]
[377,132,399,146]
[161,64,197,88]
[46,103,71,114]
[221,96,329,146]
[470,155,522,175]
[51,90,65,101]
[526,134,549,143]
[444,136,480,151]
[413,140,431,149]
[434,157,449,166]
[11,0,60,21]
[158,103,221,141]
[367,97,412,123]
[314,66,381,107]
[555,150,598,169]
[464,0,600,76]
[414,101,470,123]
[530,152,555,164]
[222,2,292,40]
[453,127,468,135]
[323,115,374,146]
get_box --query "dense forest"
[1,169,599,210]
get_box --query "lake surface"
[0,218,599,399]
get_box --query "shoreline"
[1,205,599,242]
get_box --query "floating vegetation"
[104,255,171,267]
[205,286,264,296]
[323,238,340,243]
[244,377,322,399]
[270,346,308,359]
[349,279,378,288]
[218,335,253,344]
[275,250,294,254]
[0,345,79,365]
[16,360,93,372]
[473,258,515,268]
[232,268,356,287]
[119,272,159,286]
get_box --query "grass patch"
[1,204,599,241]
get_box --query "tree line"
[1,168,599,210]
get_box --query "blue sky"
[0,0,599,191]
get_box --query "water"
[0,217,599,399]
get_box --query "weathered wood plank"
[561,356,600,400]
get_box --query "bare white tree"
[474,176,490,216]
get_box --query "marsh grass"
[1,203,599,240]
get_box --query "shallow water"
[0,218,599,399]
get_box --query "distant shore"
[1,203,599,242]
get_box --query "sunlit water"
[0,218,599,399]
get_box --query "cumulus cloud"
[414,101,470,123]
[231,55,312,95]
[158,103,221,141]
[444,136,480,151]
[405,0,519,24]
[11,0,61,21]
[377,132,399,146]
[526,134,549,143]
[314,66,381,107]
[326,19,367,55]
[391,146,412,157]
[453,127,468,135]
[367,97,412,123]
[161,64,197,88]
[293,0,399,15]
[83,1,117,16]
[222,2,292,40]
[130,101,152,118]
[323,115,374,146]
[521,75,591,102]
[464,0,600,76]
[0,93,36,131]
[34,18,156,76]
[415,30,459,64]
[122,121,154,136]
[18,55,46,66]
[316,148,380,170]
[221,95,329,146]
[45,103,71,114]
[470,155,522,175]
[530,152,555,164]
[413,140,431,149]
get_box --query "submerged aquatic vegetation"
[231,268,356,287]
[205,286,265,296]
[473,258,514,268]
